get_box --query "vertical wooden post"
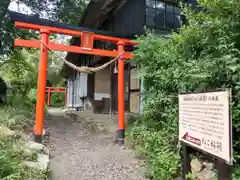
[127,63,130,112]
[109,63,112,118]
[72,70,75,109]
[181,143,191,180]
[117,41,125,145]
[34,29,49,143]
[217,160,232,180]
[47,88,50,105]
[64,88,67,108]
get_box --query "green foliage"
[0,137,25,179]
[0,47,65,108]
[50,92,65,107]
[185,172,196,180]
[0,136,48,180]
[233,165,240,180]
[27,88,37,105]
[0,0,89,56]
[54,0,89,24]
[0,46,62,180]
[127,115,180,180]
[0,106,32,129]
[0,103,48,180]
[0,1,87,179]
[128,0,240,179]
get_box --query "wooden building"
[64,0,197,114]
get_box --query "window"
[145,0,182,30]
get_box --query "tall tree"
[0,1,11,24]
[54,0,89,24]
[0,0,88,57]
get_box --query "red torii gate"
[46,87,66,106]
[10,11,137,145]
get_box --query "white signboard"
[178,90,233,164]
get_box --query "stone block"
[196,168,216,180]
[191,158,203,173]
[23,153,49,171]
[43,146,50,156]
[175,177,183,180]
[22,148,34,158]
[203,162,214,170]
[26,141,44,152]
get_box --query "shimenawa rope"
[39,40,124,73]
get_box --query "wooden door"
[111,64,130,113]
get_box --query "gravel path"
[46,108,145,180]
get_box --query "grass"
[0,105,49,180]
[0,105,33,130]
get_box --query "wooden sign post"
[178,90,233,180]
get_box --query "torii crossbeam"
[9,11,137,144]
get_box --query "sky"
[8,1,71,52]
[8,0,54,19]
[8,1,32,14]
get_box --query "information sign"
[179,90,232,164]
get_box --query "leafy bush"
[50,92,65,107]
[0,102,51,180]
[0,106,33,130]
[127,120,180,180]
[0,136,48,180]
[128,0,240,179]
[0,48,65,109]
[27,88,37,105]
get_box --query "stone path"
[46,108,145,180]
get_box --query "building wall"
[130,67,140,113]
[130,68,140,90]
[66,71,88,109]
[101,0,145,36]
[94,66,110,100]
[91,66,111,114]
[66,0,146,112]
[96,0,145,113]
[130,91,140,113]
[114,0,145,35]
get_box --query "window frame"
[145,0,182,31]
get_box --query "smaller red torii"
[10,11,138,145]
[46,87,66,106]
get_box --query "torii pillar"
[117,40,125,145]
[34,29,49,143]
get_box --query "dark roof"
[65,0,133,61]
[61,0,132,76]
[78,0,127,28]
[8,9,130,38]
